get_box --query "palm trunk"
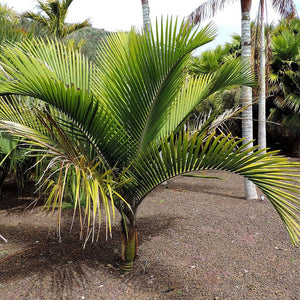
[241,0,258,200]
[141,0,151,32]
[258,0,267,152]
[120,216,138,273]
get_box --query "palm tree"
[267,20,300,155]
[0,19,299,273]
[186,0,297,200]
[22,0,91,39]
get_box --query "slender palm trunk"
[258,0,267,152]
[241,0,258,200]
[120,216,138,273]
[141,0,151,32]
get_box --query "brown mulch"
[0,170,299,300]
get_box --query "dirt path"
[0,170,299,299]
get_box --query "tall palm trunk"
[120,216,138,273]
[241,0,258,200]
[141,0,151,32]
[258,0,266,152]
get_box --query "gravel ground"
[0,170,299,299]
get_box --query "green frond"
[22,11,49,27]
[94,19,218,153]
[0,106,131,243]
[0,39,130,165]
[160,59,254,138]
[124,131,300,245]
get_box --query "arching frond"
[125,131,300,245]
[0,39,130,166]
[161,58,254,138]
[0,103,131,243]
[94,19,218,152]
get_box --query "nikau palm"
[0,19,299,273]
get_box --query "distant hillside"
[18,19,115,62]
[67,27,111,62]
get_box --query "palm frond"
[161,59,255,138]
[0,39,130,166]
[62,20,91,38]
[124,131,300,245]
[186,0,237,26]
[22,11,49,27]
[94,18,253,152]
[0,107,131,243]
[272,0,298,19]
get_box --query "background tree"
[190,44,232,74]
[186,0,297,200]
[258,0,267,152]
[186,0,258,199]
[22,0,91,39]
[267,18,300,156]
[0,19,299,274]
[0,3,18,23]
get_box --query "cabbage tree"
[0,19,299,273]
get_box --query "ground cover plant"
[0,19,299,273]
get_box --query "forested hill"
[66,27,111,61]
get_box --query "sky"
[3,0,300,51]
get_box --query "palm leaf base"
[120,220,138,273]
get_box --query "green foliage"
[189,35,243,135]
[268,18,300,149]
[190,45,231,74]
[22,0,91,39]
[0,6,36,192]
[272,31,299,61]
[0,130,30,193]
[0,18,299,248]
[191,19,300,154]
[0,20,33,44]
[0,3,18,24]
[0,4,33,44]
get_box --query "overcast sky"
[4,0,300,50]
